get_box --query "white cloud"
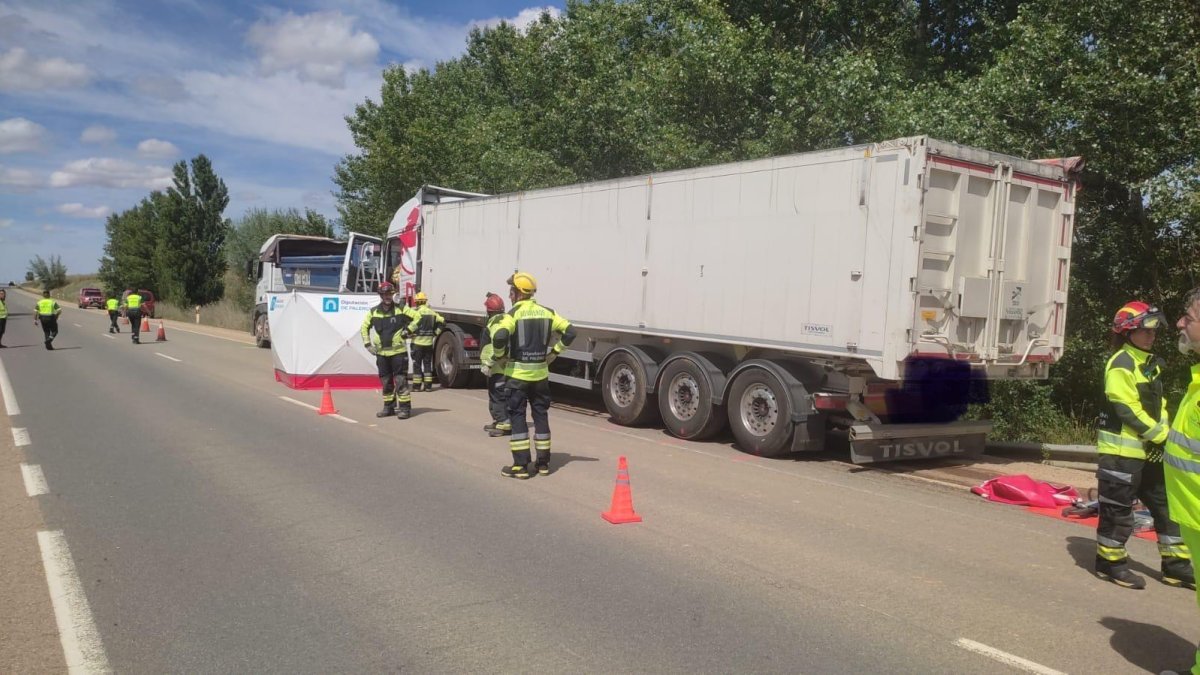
[0,218,13,228]
[0,164,42,191]
[80,125,116,144]
[473,6,560,32]
[136,138,179,159]
[0,47,90,91]
[48,158,172,190]
[0,117,48,153]
[56,203,111,218]
[247,11,379,87]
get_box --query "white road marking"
[155,353,181,363]
[12,427,31,446]
[20,463,49,496]
[0,356,20,415]
[954,638,1065,675]
[163,324,256,346]
[279,395,358,424]
[101,334,114,340]
[72,323,82,327]
[37,530,111,674]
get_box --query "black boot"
[1096,558,1146,589]
[1163,559,1196,590]
[501,463,531,479]
[44,340,53,350]
[376,405,396,418]
[396,406,411,420]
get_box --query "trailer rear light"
[812,393,850,411]
[462,335,478,348]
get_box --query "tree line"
[333,0,1200,437]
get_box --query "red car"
[78,287,104,309]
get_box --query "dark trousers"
[411,344,434,386]
[39,316,58,342]
[377,353,411,410]
[507,378,551,467]
[1096,454,1189,574]
[488,373,509,423]
[0,317,6,344]
[128,309,141,340]
[108,310,119,332]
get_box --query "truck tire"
[601,351,658,426]
[657,357,726,440]
[726,368,793,457]
[254,313,270,348]
[435,331,472,388]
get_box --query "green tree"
[98,192,164,295]
[155,155,231,306]
[225,207,336,309]
[27,254,68,290]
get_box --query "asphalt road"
[3,291,1198,674]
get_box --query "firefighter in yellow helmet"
[408,291,444,392]
[490,271,576,479]
[1095,300,1193,590]
[1166,287,1200,674]
[361,282,419,419]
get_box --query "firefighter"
[480,292,510,435]
[490,272,576,479]
[35,290,62,350]
[361,281,418,419]
[1095,300,1193,589]
[408,291,444,392]
[123,288,143,344]
[0,288,7,348]
[1166,287,1200,675]
[106,295,120,333]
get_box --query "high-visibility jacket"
[125,293,142,310]
[106,298,119,311]
[361,303,418,356]
[481,313,505,373]
[0,297,7,319]
[1166,364,1200,530]
[36,298,61,317]
[491,299,575,382]
[1097,342,1169,460]
[409,305,444,347]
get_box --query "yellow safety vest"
[126,294,142,309]
[0,298,6,319]
[1097,343,1168,459]
[491,299,575,382]
[36,298,60,316]
[106,298,119,311]
[1166,364,1200,530]
[409,305,444,347]
[360,303,418,356]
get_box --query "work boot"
[132,336,139,344]
[44,340,53,350]
[500,464,531,479]
[396,406,411,420]
[424,381,434,392]
[1096,566,1146,590]
[1162,561,1196,590]
[535,462,551,476]
[483,422,498,432]
[488,425,512,437]
[376,405,396,418]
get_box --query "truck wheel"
[254,313,270,348]
[435,332,472,388]
[658,358,726,440]
[601,351,658,426]
[726,368,793,457]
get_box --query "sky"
[0,0,562,282]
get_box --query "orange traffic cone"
[317,379,339,415]
[155,321,167,342]
[601,456,642,524]
[141,316,151,332]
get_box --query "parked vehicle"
[381,136,1083,463]
[78,287,104,309]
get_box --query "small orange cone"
[317,379,339,415]
[601,456,642,524]
[155,321,167,342]
[141,316,151,332]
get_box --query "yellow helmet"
[414,291,428,304]
[507,271,537,294]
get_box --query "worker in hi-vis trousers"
[408,292,444,392]
[35,290,61,350]
[480,292,510,436]
[490,272,576,479]
[361,281,419,419]
[123,289,143,344]
[106,296,120,333]
[1095,300,1194,590]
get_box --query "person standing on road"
[480,292,510,436]
[408,292,444,392]
[361,281,419,419]
[34,290,62,350]
[1166,287,1200,675]
[490,272,576,479]
[1094,300,1193,590]
[106,295,120,334]
[123,288,143,344]
[0,288,7,348]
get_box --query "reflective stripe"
[1168,429,1200,455]
[1142,422,1165,441]
[511,433,530,441]
[510,440,531,451]
[1097,494,1130,507]
[1097,535,1126,548]
[1097,544,1128,561]
[1158,534,1187,545]
[1158,543,1191,559]
[1097,430,1144,450]
[1165,452,1200,475]
[1098,468,1134,484]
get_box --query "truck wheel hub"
[740,384,778,436]
[668,373,700,420]
[610,365,637,407]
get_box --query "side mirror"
[245,259,255,279]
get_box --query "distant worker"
[361,281,419,419]
[490,272,576,479]
[34,290,62,350]
[106,294,120,334]
[408,291,444,392]
[0,288,7,348]
[123,288,143,344]
[480,292,510,436]
[1094,301,1193,590]
[1165,287,1200,675]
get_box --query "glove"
[1146,443,1165,463]
[481,365,492,377]
[364,343,376,355]
[547,348,562,364]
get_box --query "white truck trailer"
[382,137,1081,462]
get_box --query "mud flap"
[848,420,991,464]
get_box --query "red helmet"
[378,281,395,295]
[484,292,505,313]
[1113,300,1165,334]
